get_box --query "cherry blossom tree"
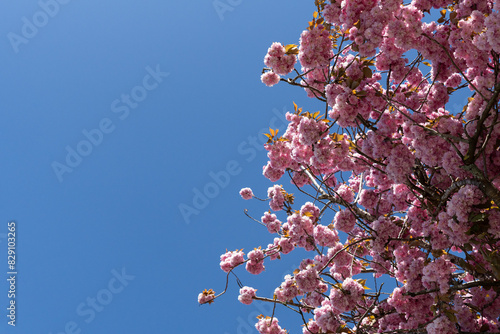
[200,0,500,333]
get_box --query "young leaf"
[362,67,373,78]
[331,133,344,142]
[285,44,299,55]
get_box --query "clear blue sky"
[0,1,332,333]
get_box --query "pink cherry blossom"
[238,286,257,305]
[264,42,297,75]
[239,187,254,200]
[202,2,500,332]
[261,72,280,87]
[219,250,244,273]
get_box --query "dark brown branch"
[464,81,500,165]
[406,279,500,297]
[252,296,314,311]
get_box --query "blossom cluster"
[201,0,500,333]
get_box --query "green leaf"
[355,90,368,98]
[362,67,373,78]
[444,309,458,323]
[470,212,487,222]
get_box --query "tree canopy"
[200,0,500,333]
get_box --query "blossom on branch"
[201,0,500,332]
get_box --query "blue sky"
[0,1,473,334]
[0,1,332,333]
